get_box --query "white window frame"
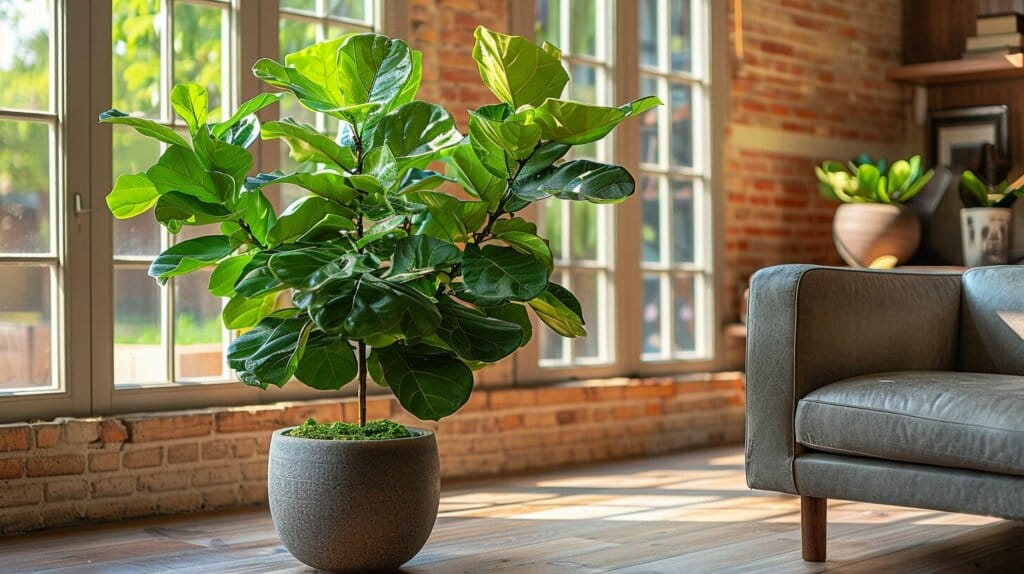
[515,0,725,385]
[0,0,408,423]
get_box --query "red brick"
[123,447,162,469]
[89,451,120,473]
[99,420,128,444]
[26,455,86,477]
[34,424,61,448]
[214,409,282,434]
[0,458,23,479]
[124,414,212,442]
[0,425,31,452]
[167,443,199,464]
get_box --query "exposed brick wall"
[0,374,744,535]
[722,0,908,321]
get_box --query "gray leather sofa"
[745,265,1024,562]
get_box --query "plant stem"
[357,340,367,427]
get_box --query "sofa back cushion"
[959,266,1024,374]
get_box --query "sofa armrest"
[744,265,962,494]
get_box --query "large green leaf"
[435,298,524,362]
[228,315,312,388]
[252,58,341,116]
[468,104,541,178]
[446,144,505,211]
[208,252,257,297]
[529,282,586,337]
[154,191,234,233]
[344,277,442,340]
[106,173,159,219]
[389,235,461,278]
[294,334,357,390]
[222,292,278,329]
[492,231,552,271]
[407,191,489,242]
[533,96,661,145]
[146,146,223,204]
[170,83,208,136]
[284,36,349,110]
[261,119,357,171]
[212,93,284,139]
[235,189,277,245]
[192,126,253,193]
[516,141,571,181]
[336,33,420,116]
[266,196,353,246]
[266,245,347,287]
[472,26,568,109]
[484,303,533,346]
[516,160,635,204]
[298,213,358,242]
[247,170,357,206]
[370,101,462,169]
[148,235,233,284]
[373,346,472,420]
[98,110,189,148]
[461,244,549,302]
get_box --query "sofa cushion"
[795,371,1024,477]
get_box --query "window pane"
[114,266,166,385]
[112,0,161,118]
[173,2,228,122]
[641,274,662,355]
[571,271,600,360]
[570,0,596,56]
[0,265,53,390]
[327,22,364,39]
[535,0,560,46]
[542,200,564,261]
[329,0,366,21]
[0,119,51,254]
[112,126,163,256]
[281,0,316,13]
[569,64,599,159]
[670,0,692,73]
[174,270,226,380]
[641,175,660,263]
[0,0,51,112]
[639,75,660,165]
[639,0,658,68]
[670,83,693,168]
[672,178,694,263]
[539,270,568,362]
[673,274,696,353]
[570,201,598,261]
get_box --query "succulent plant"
[816,154,934,204]
[959,170,1024,208]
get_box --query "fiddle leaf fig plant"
[101,27,660,424]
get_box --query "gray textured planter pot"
[268,427,440,573]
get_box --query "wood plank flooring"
[1,446,1022,573]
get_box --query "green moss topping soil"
[286,418,412,440]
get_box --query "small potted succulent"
[101,27,658,573]
[959,169,1022,266]
[815,154,934,267]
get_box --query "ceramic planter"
[832,203,920,267]
[961,207,1012,267]
[268,427,440,573]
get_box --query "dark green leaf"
[336,33,421,116]
[154,191,234,232]
[267,245,347,287]
[148,235,233,284]
[461,244,549,302]
[516,159,635,204]
[267,196,353,246]
[106,173,159,219]
[492,231,552,271]
[247,170,357,206]
[294,334,357,390]
[516,141,571,181]
[491,217,537,236]
[344,276,441,340]
[407,191,488,242]
[534,96,661,145]
[370,101,462,169]
[484,303,533,346]
[472,26,568,109]
[389,235,461,277]
[228,316,312,388]
[98,110,190,148]
[373,345,472,420]
[297,213,358,243]
[435,298,524,362]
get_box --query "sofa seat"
[795,371,1024,477]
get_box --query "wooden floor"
[2,446,1022,573]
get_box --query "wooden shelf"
[886,54,1024,85]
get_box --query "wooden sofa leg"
[801,496,827,562]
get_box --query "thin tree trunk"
[357,340,367,427]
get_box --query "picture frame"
[928,105,1009,173]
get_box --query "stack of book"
[964,12,1024,58]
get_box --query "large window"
[0,0,61,393]
[527,0,715,376]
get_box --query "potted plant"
[815,154,934,267]
[101,27,658,573]
[959,169,1022,266]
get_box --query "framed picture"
[928,105,1009,173]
